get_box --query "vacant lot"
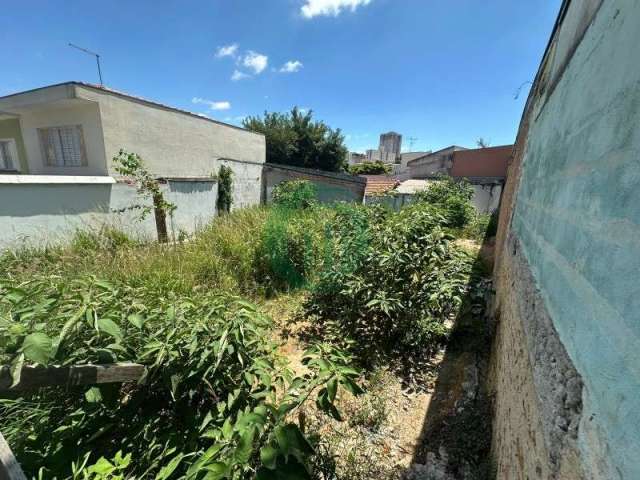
[0,180,495,479]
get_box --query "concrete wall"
[471,183,502,214]
[75,85,265,179]
[263,163,365,204]
[0,176,114,250]
[0,176,219,250]
[491,1,639,478]
[0,118,28,172]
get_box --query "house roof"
[450,145,513,179]
[406,145,467,166]
[396,179,432,194]
[362,175,400,196]
[0,81,261,136]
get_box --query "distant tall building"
[379,132,402,163]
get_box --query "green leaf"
[326,377,337,402]
[201,462,229,480]
[85,386,103,403]
[274,424,314,460]
[9,353,24,388]
[260,444,278,470]
[97,318,123,341]
[155,453,184,480]
[127,313,145,329]
[233,426,255,464]
[22,332,53,365]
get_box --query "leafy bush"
[414,176,475,228]
[0,276,362,479]
[217,165,234,214]
[307,202,474,354]
[255,206,330,292]
[272,180,318,210]
[348,161,392,176]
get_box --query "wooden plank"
[0,363,145,392]
[0,432,26,480]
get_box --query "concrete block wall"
[263,163,365,204]
[491,1,640,478]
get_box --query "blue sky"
[2,0,561,153]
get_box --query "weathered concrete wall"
[491,1,639,478]
[263,163,365,204]
[471,183,502,214]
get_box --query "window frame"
[37,125,88,168]
[0,138,19,172]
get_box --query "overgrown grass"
[0,207,270,296]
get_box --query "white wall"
[18,101,107,176]
[0,176,113,250]
[472,183,502,213]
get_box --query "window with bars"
[38,125,88,167]
[0,139,16,171]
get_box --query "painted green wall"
[0,118,28,172]
[512,1,640,477]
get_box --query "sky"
[2,0,561,153]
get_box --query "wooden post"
[153,193,168,243]
[0,363,145,392]
[0,432,27,480]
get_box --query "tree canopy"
[348,161,392,175]
[243,107,348,172]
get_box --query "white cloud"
[241,51,268,74]
[280,60,303,73]
[215,44,238,58]
[301,0,372,18]
[192,97,231,110]
[231,70,251,81]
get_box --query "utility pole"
[68,43,103,86]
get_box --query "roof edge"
[0,81,264,137]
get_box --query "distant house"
[450,144,511,181]
[450,145,513,213]
[0,82,266,248]
[406,145,467,179]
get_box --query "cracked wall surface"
[491,1,640,478]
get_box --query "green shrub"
[414,176,475,228]
[272,180,318,209]
[0,276,362,479]
[256,206,330,292]
[348,161,392,175]
[307,202,474,354]
[217,164,234,214]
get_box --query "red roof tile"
[362,175,400,196]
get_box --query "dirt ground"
[260,248,494,480]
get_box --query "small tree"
[476,137,490,148]
[112,150,176,243]
[216,165,234,214]
[243,107,348,172]
[348,161,392,175]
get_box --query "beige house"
[0,82,264,180]
[0,82,266,248]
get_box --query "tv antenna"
[68,43,103,86]
[408,136,418,151]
